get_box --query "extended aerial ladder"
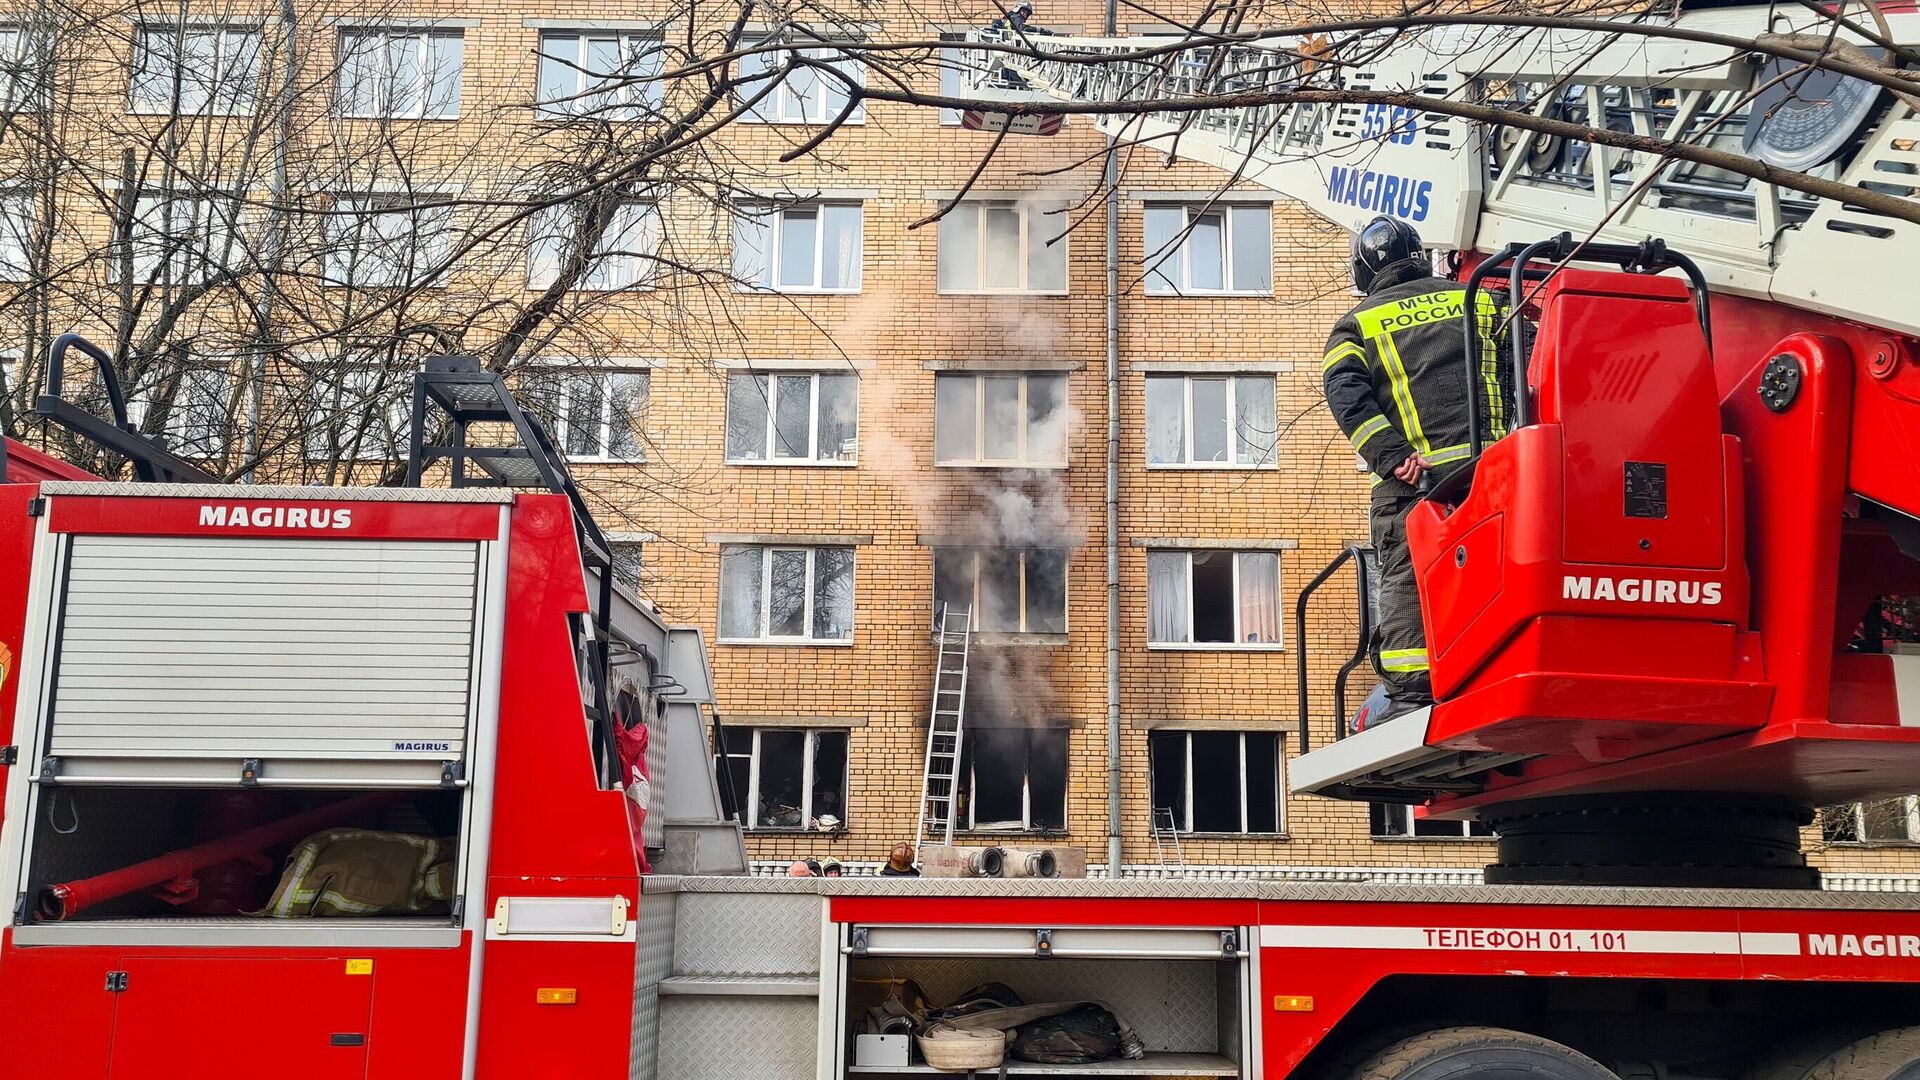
[958,8,1920,338]
[959,9,1920,885]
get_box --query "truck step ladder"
[1151,807,1186,875]
[914,605,973,854]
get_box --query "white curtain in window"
[1144,377,1185,464]
[1237,552,1280,644]
[1148,551,1190,643]
[733,208,770,286]
[1233,376,1277,465]
[1142,206,1182,295]
[719,547,765,638]
[821,204,861,289]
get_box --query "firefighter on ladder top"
[1322,216,1513,729]
[962,2,1065,136]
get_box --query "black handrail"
[1294,544,1373,753]
[33,333,218,484]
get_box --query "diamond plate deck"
[657,995,817,1080]
[674,890,821,976]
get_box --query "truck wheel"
[1742,1028,1877,1080]
[1349,1026,1619,1080]
[1804,1027,1920,1080]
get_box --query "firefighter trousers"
[1368,493,1433,701]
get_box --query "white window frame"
[937,31,965,126]
[933,371,1069,468]
[304,363,412,462]
[1371,803,1495,840]
[0,26,45,113]
[608,535,646,592]
[130,24,262,116]
[531,367,649,463]
[1151,730,1285,835]
[127,193,246,284]
[937,201,1068,295]
[719,545,856,645]
[526,200,659,291]
[0,191,34,280]
[127,364,237,458]
[737,36,866,125]
[1147,549,1284,650]
[1837,796,1920,844]
[718,727,849,831]
[534,28,664,119]
[1145,374,1277,468]
[933,547,1069,635]
[960,726,1068,833]
[733,202,863,294]
[323,194,453,289]
[336,26,464,119]
[724,371,859,465]
[1143,202,1272,296]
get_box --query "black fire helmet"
[1349,214,1424,293]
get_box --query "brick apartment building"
[6,0,1916,882]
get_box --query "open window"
[956,724,1068,832]
[933,546,1068,635]
[715,727,850,831]
[1148,549,1282,647]
[1149,731,1283,834]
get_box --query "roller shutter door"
[44,535,482,785]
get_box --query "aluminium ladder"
[914,604,974,854]
[1150,807,1187,875]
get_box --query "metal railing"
[1293,544,1374,753]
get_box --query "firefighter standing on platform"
[1322,215,1510,723]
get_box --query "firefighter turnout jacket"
[1323,262,1511,499]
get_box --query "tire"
[1804,1027,1920,1080]
[1349,1025,1620,1080]
[1742,1027,1879,1080]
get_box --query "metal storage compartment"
[41,534,488,787]
[840,923,1253,1077]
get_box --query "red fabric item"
[614,720,652,874]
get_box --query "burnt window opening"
[714,727,849,831]
[1148,730,1283,834]
[933,547,1069,634]
[957,725,1068,832]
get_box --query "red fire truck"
[4,8,1920,1080]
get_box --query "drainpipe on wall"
[1102,0,1123,882]
[245,0,296,483]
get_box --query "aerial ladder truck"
[4,6,1920,1079]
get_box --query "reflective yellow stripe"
[1381,648,1430,672]
[1350,415,1391,452]
[1376,334,1430,455]
[1475,296,1507,439]
[1322,341,1366,372]
[1424,442,1471,467]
